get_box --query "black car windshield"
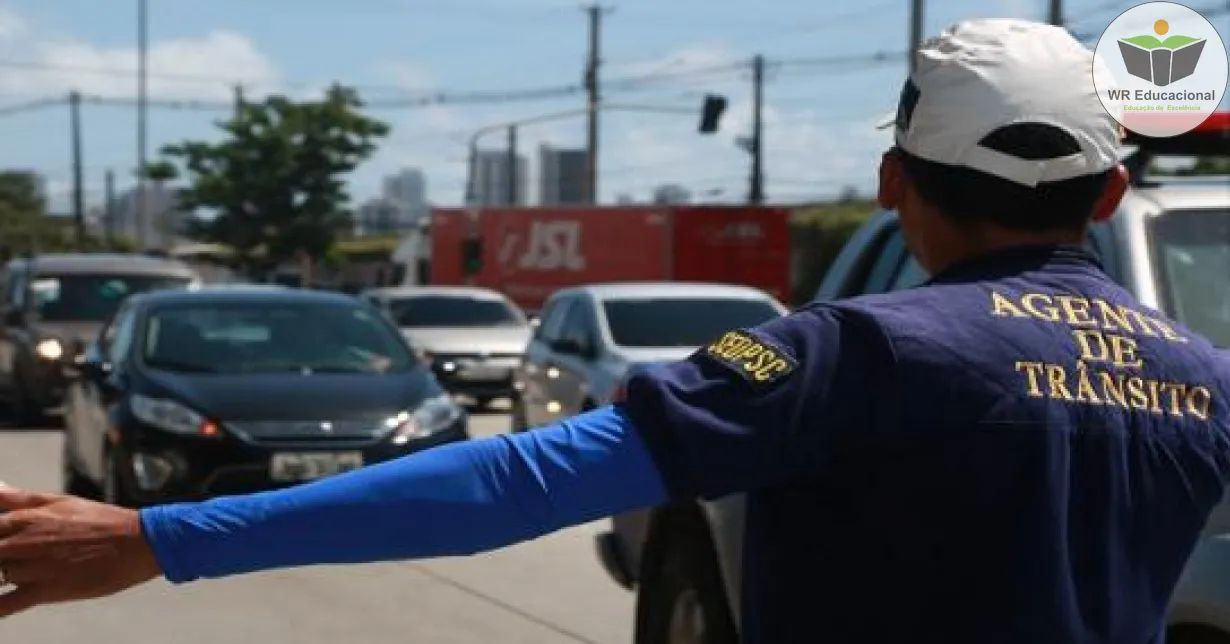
[31,274,191,322]
[141,302,415,374]
[602,297,782,347]
[1150,208,1230,347]
[388,295,524,328]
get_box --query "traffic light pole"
[459,102,714,283]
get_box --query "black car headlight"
[34,338,64,361]
[387,394,464,444]
[130,394,221,438]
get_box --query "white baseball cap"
[883,19,1123,187]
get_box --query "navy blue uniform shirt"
[619,245,1230,643]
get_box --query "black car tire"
[102,450,136,508]
[634,515,740,644]
[11,371,48,428]
[510,396,529,433]
[1169,625,1230,644]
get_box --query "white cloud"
[0,11,281,101]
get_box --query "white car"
[511,282,788,431]
[360,286,532,409]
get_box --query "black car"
[0,253,200,424]
[62,286,469,507]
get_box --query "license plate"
[270,452,364,482]
[458,364,510,381]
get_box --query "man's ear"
[1091,164,1129,223]
[877,151,905,210]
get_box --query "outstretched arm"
[140,405,667,583]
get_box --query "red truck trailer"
[430,205,791,311]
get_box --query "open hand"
[0,483,163,618]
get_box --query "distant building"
[615,193,635,205]
[111,182,190,250]
[652,184,692,205]
[472,150,528,207]
[537,144,588,206]
[354,198,404,236]
[383,168,427,212]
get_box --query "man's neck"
[929,227,1086,275]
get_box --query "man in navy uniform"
[2,19,1228,643]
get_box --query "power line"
[0,50,897,113]
[0,96,67,116]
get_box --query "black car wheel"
[510,397,529,433]
[103,450,136,508]
[1169,625,1230,644]
[11,371,48,428]
[634,515,739,644]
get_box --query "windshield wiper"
[144,359,218,373]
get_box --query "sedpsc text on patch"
[703,329,798,388]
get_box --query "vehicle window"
[536,299,574,343]
[602,297,782,348]
[387,294,524,328]
[1148,208,1230,347]
[106,306,137,364]
[31,273,191,322]
[559,300,595,347]
[140,302,415,374]
[861,230,910,295]
[889,256,930,291]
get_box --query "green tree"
[0,171,47,217]
[157,84,390,271]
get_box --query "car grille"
[432,352,521,362]
[225,419,387,447]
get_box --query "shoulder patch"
[703,329,798,387]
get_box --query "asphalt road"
[0,411,636,644]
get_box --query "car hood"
[144,369,438,423]
[401,326,531,355]
[612,346,699,365]
[36,321,103,347]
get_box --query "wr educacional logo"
[1111,17,1207,90]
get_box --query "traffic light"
[461,237,483,276]
[699,94,728,134]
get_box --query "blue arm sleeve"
[138,405,667,584]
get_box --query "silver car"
[511,282,788,432]
[360,286,532,409]
[595,165,1230,641]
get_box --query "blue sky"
[0,0,1224,215]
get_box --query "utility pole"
[909,0,924,76]
[1048,0,1063,25]
[233,83,245,117]
[137,0,149,250]
[583,4,612,205]
[104,169,116,247]
[506,124,518,206]
[69,91,85,248]
[749,55,765,205]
